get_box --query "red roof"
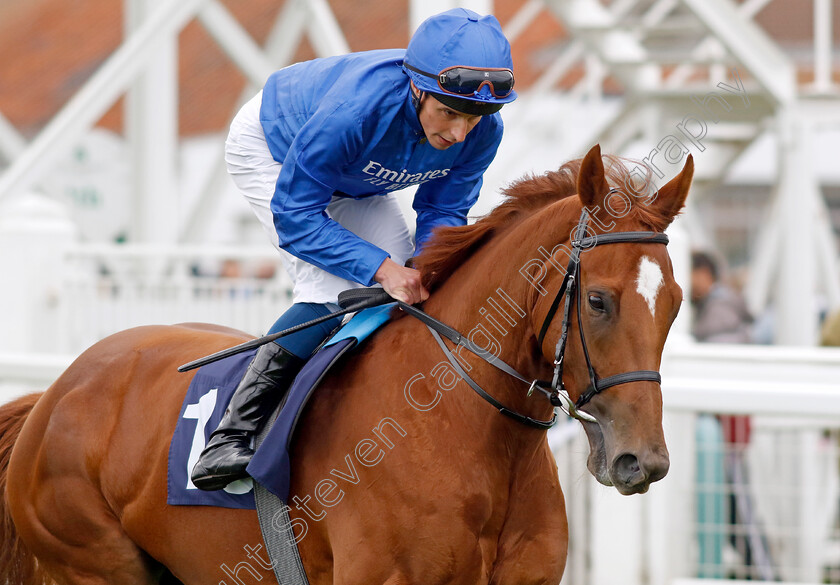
[0,0,826,139]
[0,0,568,138]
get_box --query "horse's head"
[415,144,691,493]
[536,145,692,495]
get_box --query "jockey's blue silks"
[259,46,504,287]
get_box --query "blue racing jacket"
[259,49,504,286]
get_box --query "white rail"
[662,342,840,416]
[673,580,821,585]
[59,243,294,351]
[0,353,73,385]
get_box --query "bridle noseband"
[402,200,670,429]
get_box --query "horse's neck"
[423,209,572,381]
[418,245,554,445]
[426,261,536,371]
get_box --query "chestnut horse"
[1,145,692,585]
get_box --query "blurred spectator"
[220,258,243,279]
[691,251,753,344]
[691,250,774,580]
[820,308,840,347]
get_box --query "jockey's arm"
[270,113,431,304]
[269,111,393,288]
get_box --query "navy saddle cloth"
[167,304,394,508]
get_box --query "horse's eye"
[588,294,606,312]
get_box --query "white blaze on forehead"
[636,256,664,318]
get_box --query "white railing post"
[648,410,697,585]
[774,109,819,345]
[590,484,644,585]
[812,0,833,94]
[126,0,180,245]
[0,194,78,353]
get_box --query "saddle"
[166,302,395,509]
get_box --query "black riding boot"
[191,343,303,491]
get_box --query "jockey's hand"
[374,257,430,305]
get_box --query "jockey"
[192,8,517,490]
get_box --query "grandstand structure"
[2,1,840,584]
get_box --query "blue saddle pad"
[167,348,259,509]
[167,304,394,508]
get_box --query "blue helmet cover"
[404,8,518,107]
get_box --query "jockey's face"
[417,91,482,150]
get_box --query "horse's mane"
[414,155,671,292]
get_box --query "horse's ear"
[652,154,694,223]
[577,144,610,209]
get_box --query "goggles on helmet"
[404,63,515,99]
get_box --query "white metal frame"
[0,0,350,240]
[507,0,840,345]
[1,0,838,340]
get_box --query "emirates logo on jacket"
[361,160,451,190]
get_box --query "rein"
[400,203,669,430]
[396,302,570,429]
[178,203,670,431]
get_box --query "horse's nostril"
[611,452,670,492]
[612,453,642,486]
